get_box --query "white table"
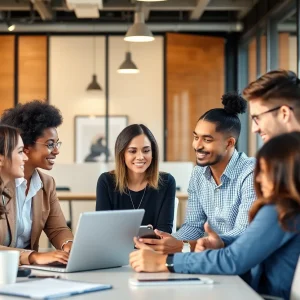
[2,266,263,300]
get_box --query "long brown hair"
[249,132,300,231]
[0,125,20,219]
[113,124,160,194]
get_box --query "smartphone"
[129,277,213,286]
[138,226,160,239]
[28,275,61,279]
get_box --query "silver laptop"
[22,209,144,273]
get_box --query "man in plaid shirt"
[137,93,256,254]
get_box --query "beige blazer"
[0,170,73,264]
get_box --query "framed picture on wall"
[74,115,128,163]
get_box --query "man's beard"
[195,151,223,167]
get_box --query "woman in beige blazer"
[0,101,74,265]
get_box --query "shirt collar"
[202,149,239,180]
[15,169,42,190]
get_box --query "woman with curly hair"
[0,101,73,265]
[130,132,300,300]
[0,125,27,219]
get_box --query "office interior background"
[0,0,299,245]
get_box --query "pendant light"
[117,51,140,74]
[118,41,139,74]
[6,21,15,32]
[124,10,154,42]
[86,35,102,91]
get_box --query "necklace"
[128,186,147,209]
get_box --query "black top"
[96,172,176,233]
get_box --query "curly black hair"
[0,100,63,146]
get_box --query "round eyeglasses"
[34,141,62,151]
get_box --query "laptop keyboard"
[38,263,67,268]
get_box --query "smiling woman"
[96,124,176,233]
[0,101,74,266]
[0,125,27,219]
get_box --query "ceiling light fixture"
[6,21,15,32]
[86,35,102,91]
[124,11,154,42]
[137,0,167,1]
[117,51,140,74]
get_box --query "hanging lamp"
[117,51,140,74]
[86,35,102,91]
[124,11,154,42]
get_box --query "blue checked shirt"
[173,150,256,241]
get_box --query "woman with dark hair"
[96,124,176,233]
[130,132,300,300]
[0,125,27,219]
[0,101,73,266]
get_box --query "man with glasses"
[0,101,73,266]
[244,70,300,143]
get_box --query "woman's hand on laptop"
[28,251,69,265]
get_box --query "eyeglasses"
[34,141,62,151]
[251,106,293,125]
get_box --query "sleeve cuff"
[19,250,35,265]
[219,235,236,247]
[61,240,73,250]
[173,252,190,273]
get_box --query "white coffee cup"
[0,250,19,285]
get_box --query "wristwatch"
[165,254,175,273]
[182,241,191,253]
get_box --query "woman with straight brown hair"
[96,124,176,233]
[0,125,27,219]
[130,132,300,300]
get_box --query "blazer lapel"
[2,182,17,247]
[30,188,43,248]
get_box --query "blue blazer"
[173,205,300,299]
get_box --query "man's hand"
[29,251,69,265]
[195,223,224,252]
[130,237,168,273]
[136,229,183,254]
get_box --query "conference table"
[56,191,189,201]
[8,266,263,300]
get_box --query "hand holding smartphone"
[138,226,161,239]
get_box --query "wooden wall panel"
[0,36,14,114]
[248,38,256,83]
[166,33,224,161]
[279,33,290,70]
[18,36,47,103]
[260,35,267,75]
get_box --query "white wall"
[49,35,164,164]
[108,36,164,159]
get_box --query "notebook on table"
[21,209,144,273]
[0,278,112,299]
